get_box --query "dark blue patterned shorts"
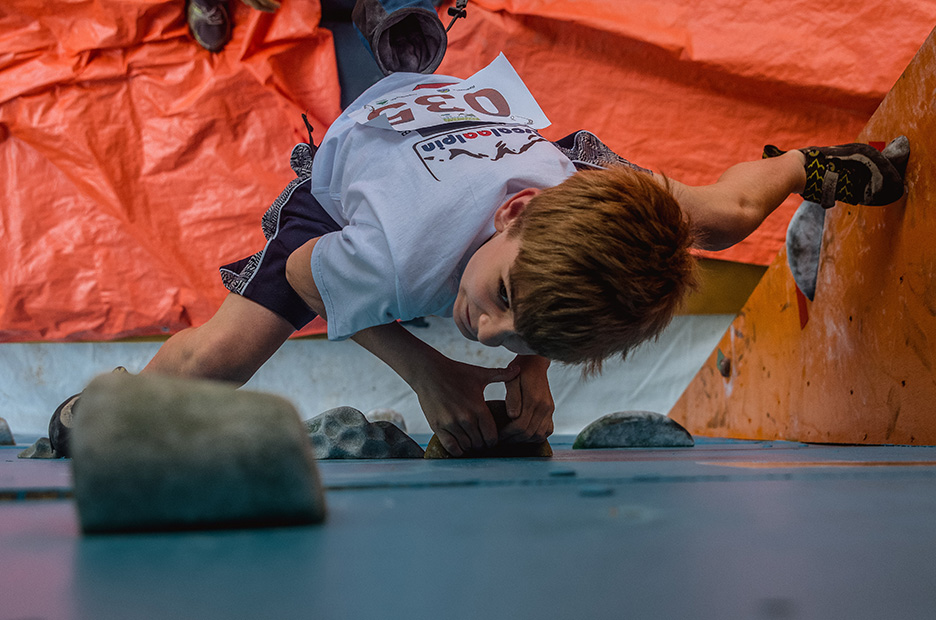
[219,143,340,330]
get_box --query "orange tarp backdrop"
[1,0,932,342]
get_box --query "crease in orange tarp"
[1,0,340,342]
[467,0,933,102]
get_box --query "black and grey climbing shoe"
[763,136,909,209]
[48,393,80,458]
[48,367,128,458]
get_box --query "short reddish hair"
[509,166,697,373]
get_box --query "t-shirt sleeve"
[310,223,401,341]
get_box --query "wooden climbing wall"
[668,27,936,445]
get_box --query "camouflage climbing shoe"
[763,136,908,209]
[187,0,232,53]
[48,367,128,458]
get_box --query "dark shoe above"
[187,0,232,53]
[764,136,909,209]
[48,367,128,458]
[48,393,80,458]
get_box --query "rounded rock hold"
[372,421,424,458]
[18,437,59,459]
[573,411,694,449]
[0,417,14,446]
[366,407,407,433]
[423,400,553,459]
[71,373,327,534]
[305,407,424,459]
[785,199,825,302]
[716,349,732,378]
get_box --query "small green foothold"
[716,349,731,378]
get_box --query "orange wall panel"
[669,28,936,445]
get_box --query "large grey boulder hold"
[786,200,825,301]
[573,411,694,449]
[71,373,326,534]
[305,406,424,459]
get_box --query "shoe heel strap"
[820,169,839,209]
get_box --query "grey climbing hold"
[578,485,614,497]
[18,437,59,459]
[785,199,825,301]
[366,407,407,433]
[573,411,694,449]
[71,372,326,534]
[882,135,910,176]
[716,349,731,378]
[548,468,577,477]
[305,407,424,459]
[0,417,14,446]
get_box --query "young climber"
[48,58,907,458]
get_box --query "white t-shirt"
[309,63,576,340]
